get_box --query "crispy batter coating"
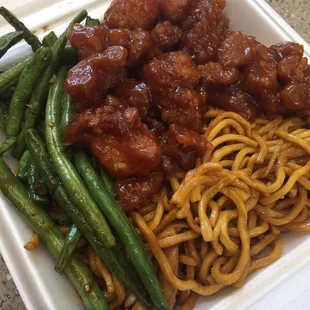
[104,0,158,30]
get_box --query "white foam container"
[0,0,310,309]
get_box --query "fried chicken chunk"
[68,24,152,67]
[114,79,152,118]
[208,85,258,122]
[158,0,192,23]
[65,46,127,109]
[160,124,212,176]
[64,96,162,179]
[144,51,203,130]
[151,21,182,51]
[104,0,158,30]
[218,31,257,67]
[180,0,229,64]
[107,28,152,67]
[198,62,241,86]
[67,24,109,60]
[115,172,164,212]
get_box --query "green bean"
[0,7,41,51]
[27,156,49,204]
[49,212,72,226]
[0,103,8,130]
[13,10,87,158]
[74,152,169,310]
[0,76,18,95]
[51,10,87,65]
[99,165,114,196]
[91,157,114,196]
[0,157,108,310]
[42,31,57,47]
[0,31,24,58]
[55,224,82,274]
[61,47,79,66]
[0,88,14,102]
[7,47,51,138]
[36,120,45,138]
[13,65,53,158]
[61,92,74,132]
[16,150,30,182]
[0,136,16,155]
[25,128,152,307]
[85,16,100,26]
[56,93,82,273]
[3,47,51,156]
[0,56,32,93]
[45,67,115,248]
[57,93,82,273]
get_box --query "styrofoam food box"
[1,0,310,309]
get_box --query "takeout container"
[1,0,310,309]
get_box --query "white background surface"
[1,0,310,309]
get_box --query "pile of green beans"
[0,7,168,310]
[0,7,41,51]
[0,158,108,310]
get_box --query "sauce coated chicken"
[65,96,162,179]
[104,0,158,30]
[65,46,127,109]
[64,0,310,212]
[144,51,203,131]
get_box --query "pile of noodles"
[25,109,310,310]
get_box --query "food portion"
[64,98,162,179]
[1,1,310,310]
[64,46,128,109]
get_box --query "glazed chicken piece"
[198,62,241,86]
[160,124,212,176]
[217,31,257,67]
[104,0,158,30]
[64,96,162,179]
[158,0,192,23]
[280,79,310,110]
[144,51,203,131]
[114,79,152,118]
[65,46,127,109]
[144,51,200,89]
[68,24,152,67]
[271,42,310,110]
[67,24,109,60]
[107,28,152,66]
[115,172,164,212]
[180,0,229,64]
[151,21,182,51]
[277,56,308,84]
[242,41,280,115]
[208,85,258,122]
[270,42,304,58]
